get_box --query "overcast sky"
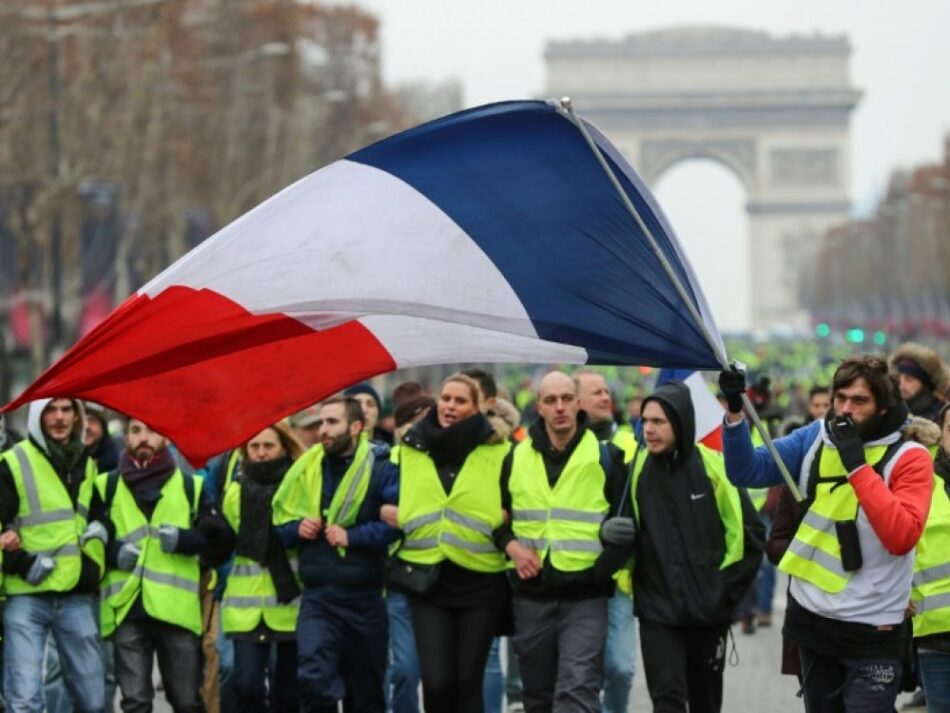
[351,1,950,332]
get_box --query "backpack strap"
[599,441,611,480]
[182,471,197,523]
[104,468,121,514]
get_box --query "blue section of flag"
[348,101,719,369]
[656,368,696,385]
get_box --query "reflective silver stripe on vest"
[549,508,604,524]
[914,591,950,614]
[517,537,548,550]
[101,578,126,600]
[914,562,950,588]
[800,509,837,534]
[444,508,493,537]
[402,512,442,534]
[441,532,498,554]
[17,508,76,527]
[32,544,81,558]
[335,451,374,523]
[13,446,42,513]
[549,539,602,554]
[230,563,266,578]
[512,509,547,522]
[77,502,89,519]
[121,526,161,546]
[141,568,200,594]
[223,595,278,608]
[787,538,848,579]
[402,537,439,550]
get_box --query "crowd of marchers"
[0,341,948,713]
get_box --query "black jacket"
[633,381,763,626]
[493,413,631,600]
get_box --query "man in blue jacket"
[273,396,399,713]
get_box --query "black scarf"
[46,433,86,475]
[404,409,492,471]
[119,447,177,496]
[235,457,300,604]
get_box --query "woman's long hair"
[240,421,305,462]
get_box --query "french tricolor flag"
[656,368,725,450]
[5,101,724,464]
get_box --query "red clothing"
[849,445,934,556]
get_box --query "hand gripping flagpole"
[559,97,803,502]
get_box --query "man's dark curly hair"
[832,354,899,410]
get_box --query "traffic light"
[873,331,887,346]
[846,328,865,344]
[815,322,830,338]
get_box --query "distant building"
[804,135,950,344]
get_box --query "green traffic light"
[816,323,830,338]
[873,331,887,346]
[846,328,865,344]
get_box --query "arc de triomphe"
[545,26,861,331]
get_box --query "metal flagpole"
[559,97,803,501]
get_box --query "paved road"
[144,576,922,711]
[630,578,921,713]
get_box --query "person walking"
[99,417,234,712]
[0,398,107,713]
[387,373,511,713]
[498,370,633,713]
[221,422,305,712]
[273,396,399,713]
[630,381,762,713]
[720,355,933,711]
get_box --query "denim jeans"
[482,638,505,713]
[385,590,420,713]
[755,514,775,616]
[603,590,637,713]
[3,593,105,713]
[799,647,902,713]
[45,637,117,713]
[919,652,950,712]
[113,617,203,713]
[215,607,237,713]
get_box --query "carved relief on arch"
[639,138,757,192]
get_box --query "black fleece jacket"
[493,413,631,600]
[633,381,763,626]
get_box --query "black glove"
[827,415,865,473]
[718,367,746,414]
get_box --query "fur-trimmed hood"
[890,342,950,394]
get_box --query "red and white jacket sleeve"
[850,445,934,556]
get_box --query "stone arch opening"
[654,157,749,332]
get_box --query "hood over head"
[642,380,695,463]
[890,342,950,395]
[26,397,86,456]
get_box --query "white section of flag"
[682,371,726,441]
[142,160,541,340]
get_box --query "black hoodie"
[634,381,763,626]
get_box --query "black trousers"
[409,600,502,713]
[232,639,298,713]
[639,619,728,713]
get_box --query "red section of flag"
[4,287,396,464]
[700,426,723,451]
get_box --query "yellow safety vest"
[272,439,375,556]
[223,449,241,495]
[912,476,950,637]
[1,441,102,595]
[778,443,892,593]
[97,469,203,636]
[611,428,637,463]
[630,443,745,571]
[221,480,299,634]
[509,431,608,573]
[397,442,508,573]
